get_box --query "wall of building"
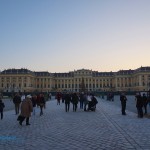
[0,67,150,93]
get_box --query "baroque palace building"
[0,66,150,93]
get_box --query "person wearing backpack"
[0,99,5,120]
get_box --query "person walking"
[120,92,127,115]
[142,93,148,115]
[64,93,71,112]
[72,93,79,112]
[83,93,88,111]
[39,94,45,116]
[0,99,5,120]
[135,92,143,118]
[31,94,37,115]
[49,93,52,100]
[19,95,33,126]
[13,93,21,115]
[62,93,65,103]
[79,92,84,109]
[21,93,26,102]
[56,92,61,105]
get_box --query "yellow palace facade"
[0,66,150,93]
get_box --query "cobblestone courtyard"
[0,98,150,150]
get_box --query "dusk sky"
[0,0,150,73]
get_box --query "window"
[24,83,26,87]
[55,84,57,88]
[86,84,88,88]
[89,84,91,88]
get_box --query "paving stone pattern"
[0,98,150,150]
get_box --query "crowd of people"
[55,92,98,112]
[0,91,98,126]
[0,93,47,126]
[0,90,150,127]
[119,92,150,118]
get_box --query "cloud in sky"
[0,0,150,72]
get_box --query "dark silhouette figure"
[135,93,143,118]
[64,93,71,112]
[120,93,127,115]
[0,99,5,119]
[142,93,148,114]
[72,93,79,112]
[13,93,21,115]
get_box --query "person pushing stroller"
[87,95,98,111]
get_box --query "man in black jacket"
[13,93,21,115]
[64,93,71,112]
